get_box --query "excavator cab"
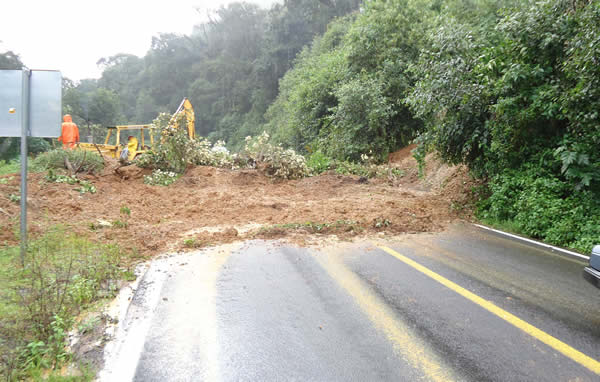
[77,125,155,160]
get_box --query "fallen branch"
[73,150,87,174]
[93,143,106,166]
[64,157,75,176]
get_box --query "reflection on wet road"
[102,224,600,381]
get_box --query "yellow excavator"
[76,97,195,160]
[169,98,195,140]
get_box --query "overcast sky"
[1,0,279,81]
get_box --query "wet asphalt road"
[103,224,600,381]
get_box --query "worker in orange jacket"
[58,114,80,149]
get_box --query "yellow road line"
[377,245,600,375]
[318,253,455,382]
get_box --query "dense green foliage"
[478,165,600,252]
[408,0,600,251]
[4,0,600,251]
[265,1,429,161]
[0,137,51,161]
[265,0,599,251]
[60,0,361,149]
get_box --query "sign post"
[20,70,30,265]
[0,69,62,265]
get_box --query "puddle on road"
[97,243,239,382]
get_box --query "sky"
[0,0,279,81]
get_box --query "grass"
[0,227,133,380]
[1,148,104,178]
[478,217,524,236]
[477,217,592,253]
[0,160,22,176]
[31,150,104,175]
[183,238,202,248]
[111,220,129,229]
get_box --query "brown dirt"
[0,152,479,259]
[388,143,417,164]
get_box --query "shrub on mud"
[137,116,308,180]
[136,113,233,173]
[306,151,332,175]
[32,149,104,174]
[143,169,179,186]
[332,153,404,180]
[238,132,309,180]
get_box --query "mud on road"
[0,153,477,258]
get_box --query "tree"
[0,49,24,70]
[265,0,431,160]
[88,88,123,127]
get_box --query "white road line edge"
[473,224,590,261]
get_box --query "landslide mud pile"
[0,154,477,256]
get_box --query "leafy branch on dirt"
[256,220,364,237]
[44,169,96,194]
[136,113,233,174]
[143,169,179,186]
[235,132,310,180]
[137,121,310,181]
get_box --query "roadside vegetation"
[0,228,131,380]
[2,0,599,253]
[0,161,20,176]
[263,0,600,253]
[32,150,104,175]
[0,1,598,377]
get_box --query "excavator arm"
[169,98,195,139]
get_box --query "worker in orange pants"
[58,114,80,149]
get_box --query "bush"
[31,149,104,174]
[136,112,233,173]
[0,160,20,176]
[306,151,332,174]
[238,132,310,180]
[186,139,232,168]
[0,228,125,379]
[0,138,51,162]
[143,169,179,186]
[332,153,404,180]
[478,166,600,253]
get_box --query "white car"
[583,245,600,288]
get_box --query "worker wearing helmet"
[57,115,80,149]
[127,135,138,161]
